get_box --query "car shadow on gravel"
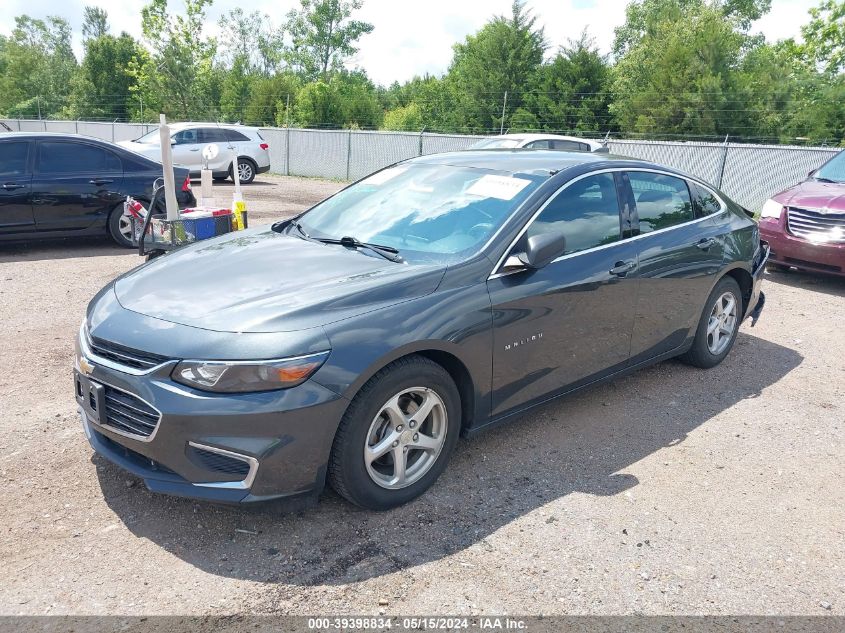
[0,237,135,262]
[764,268,845,297]
[94,332,801,590]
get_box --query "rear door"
[625,170,725,364]
[197,128,235,172]
[31,140,125,231]
[0,140,34,234]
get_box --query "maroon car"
[759,150,845,276]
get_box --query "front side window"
[628,171,693,233]
[297,164,544,263]
[172,129,198,145]
[525,172,621,255]
[37,142,121,174]
[0,142,30,175]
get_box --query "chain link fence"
[3,119,839,212]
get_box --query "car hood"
[775,179,845,212]
[113,228,447,333]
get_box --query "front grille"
[102,386,160,438]
[88,335,168,371]
[786,207,845,243]
[187,445,251,477]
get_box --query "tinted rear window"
[692,183,723,217]
[0,142,30,175]
[37,142,121,174]
[629,172,694,233]
[225,129,250,142]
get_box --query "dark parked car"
[759,149,845,276]
[0,132,195,247]
[75,150,767,510]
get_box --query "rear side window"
[198,128,230,143]
[0,142,30,175]
[628,171,694,233]
[550,140,585,151]
[526,173,621,255]
[225,129,250,142]
[691,183,723,217]
[37,142,121,174]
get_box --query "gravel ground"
[0,173,843,616]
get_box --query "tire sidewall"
[332,359,461,510]
[237,159,256,184]
[694,277,742,366]
[107,205,134,248]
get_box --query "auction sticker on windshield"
[466,174,532,200]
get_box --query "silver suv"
[119,123,271,183]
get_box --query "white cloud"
[0,0,819,85]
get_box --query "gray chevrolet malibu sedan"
[75,150,767,510]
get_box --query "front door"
[31,140,124,232]
[487,172,640,417]
[0,140,34,234]
[624,170,725,364]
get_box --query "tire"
[328,356,461,510]
[234,158,257,184]
[681,276,742,369]
[107,205,134,248]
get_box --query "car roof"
[0,131,118,144]
[482,133,603,147]
[410,148,657,176]
[167,122,259,131]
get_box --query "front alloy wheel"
[364,387,448,489]
[328,356,461,510]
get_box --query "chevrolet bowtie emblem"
[79,356,95,375]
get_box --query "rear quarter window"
[691,183,724,217]
[225,129,251,142]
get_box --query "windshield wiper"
[813,176,838,183]
[316,236,404,263]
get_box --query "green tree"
[382,102,423,131]
[611,0,752,137]
[69,32,142,120]
[527,31,613,134]
[243,72,301,126]
[0,15,77,118]
[132,0,217,120]
[294,79,344,127]
[285,0,374,79]
[800,0,845,76]
[217,8,286,75]
[82,6,109,42]
[447,1,546,132]
[219,55,253,122]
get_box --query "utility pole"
[500,91,508,135]
[140,96,143,121]
[37,96,42,121]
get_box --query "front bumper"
[74,332,348,504]
[745,240,768,326]
[760,217,845,276]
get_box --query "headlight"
[172,351,330,393]
[760,199,784,220]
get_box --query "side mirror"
[170,140,177,146]
[504,232,567,271]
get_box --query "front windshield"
[134,129,162,144]
[816,151,845,183]
[472,138,522,149]
[296,163,545,263]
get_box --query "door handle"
[609,260,636,276]
[2,182,23,190]
[189,148,200,152]
[32,198,50,205]
[88,179,113,186]
[695,237,716,250]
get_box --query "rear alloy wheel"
[235,158,256,184]
[681,276,742,368]
[328,356,461,510]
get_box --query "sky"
[0,0,821,86]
